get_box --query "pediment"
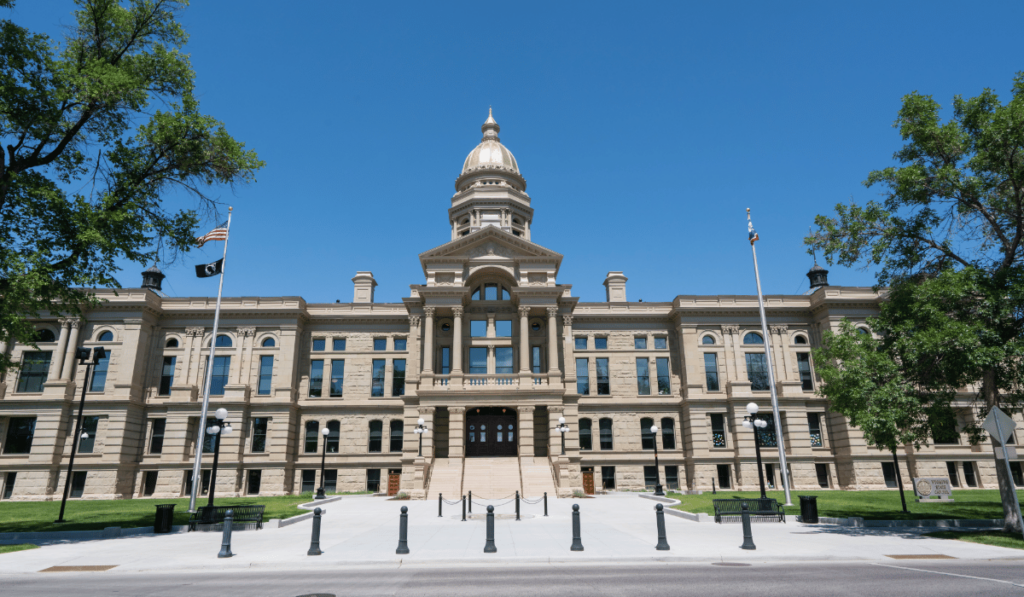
[419,227,562,262]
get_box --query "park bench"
[712,498,785,524]
[187,505,265,532]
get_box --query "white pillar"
[422,307,435,374]
[519,306,530,373]
[452,307,463,374]
[547,307,560,374]
[50,320,70,381]
[60,319,81,380]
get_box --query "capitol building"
[0,111,1011,501]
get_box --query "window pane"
[704,353,720,391]
[440,347,451,374]
[635,337,647,350]
[394,338,407,351]
[644,465,658,489]
[636,358,650,395]
[599,419,613,450]
[797,353,813,391]
[470,320,487,337]
[595,338,607,350]
[575,338,587,350]
[576,358,589,395]
[757,418,778,447]
[309,360,324,397]
[330,360,345,397]
[666,465,679,490]
[469,348,487,374]
[371,360,386,396]
[484,284,497,300]
[745,353,769,391]
[390,420,404,452]
[258,356,273,395]
[373,338,387,351]
[78,416,99,453]
[654,337,667,350]
[215,335,232,348]
[262,338,275,347]
[70,471,87,498]
[210,356,230,395]
[392,359,406,396]
[702,335,714,345]
[711,414,726,447]
[656,357,670,395]
[367,469,381,492]
[495,320,512,337]
[596,358,609,395]
[247,470,262,495]
[641,418,655,450]
[89,353,110,392]
[661,418,675,449]
[333,339,346,351]
[532,346,542,374]
[369,421,382,452]
[312,339,325,351]
[304,421,319,453]
[301,470,316,493]
[149,419,165,454]
[494,348,513,374]
[744,333,763,344]
[252,418,268,452]
[327,421,340,453]
[579,419,592,450]
[17,352,51,393]
[160,356,176,395]
[807,413,822,447]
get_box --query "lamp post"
[742,402,768,499]
[55,346,106,524]
[206,408,232,508]
[414,418,428,457]
[316,426,330,500]
[650,424,664,496]
[556,417,570,456]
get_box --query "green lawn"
[0,544,39,554]
[666,489,1023,521]
[0,491,365,533]
[928,530,1024,550]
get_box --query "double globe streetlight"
[206,408,232,508]
[742,402,768,499]
[55,346,106,524]
[316,426,330,500]
[649,423,664,496]
[555,417,570,456]
[414,418,429,457]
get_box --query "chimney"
[603,271,628,302]
[352,271,377,303]
[141,265,165,293]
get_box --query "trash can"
[798,495,818,524]
[154,504,176,533]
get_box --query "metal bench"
[712,498,785,523]
[187,505,265,532]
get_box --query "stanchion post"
[655,504,670,551]
[544,492,548,517]
[218,509,234,558]
[740,503,756,550]
[515,490,521,521]
[484,505,497,553]
[468,490,472,513]
[307,507,323,556]
[712,477,717,494]
[439,493,443,518]
[396,505,410,554]
[570,504,584,551]
[462,495,467,521]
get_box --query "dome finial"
[482,107,500,141]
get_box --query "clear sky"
[9,1,1024,303]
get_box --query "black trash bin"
[154,504,176,533]
[798,495,818,524]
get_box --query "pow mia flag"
[195,258,224,278]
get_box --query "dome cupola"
[455,108,526,193]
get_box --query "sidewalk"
[0,493,1019,574]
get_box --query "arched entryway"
[466,406,517,457]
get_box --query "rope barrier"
[472,498,516,508]
[521,497,544,504]
[442,498,463,505]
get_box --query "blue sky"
[10,1,1024,302]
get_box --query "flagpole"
[747,208,792,506]
[188,207,232,513]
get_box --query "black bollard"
[462,495,467,521]
[515,490,521,521]
[307,507,323,556]
[396,505,410,554]
[570,504,584,552]
[468,490,472,514]
[543,492,548,517]
[439,493,443,518]
[740,503,756,550]
[655,504,670,551]
[484,505,497,553]
[218,509,234,558]
[712,477,717,495]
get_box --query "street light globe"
[81,432,89,439]
[746,402,759,415]
[650,425,658,434]
[211,425,220,435]
[742,420,752,429]
[756,419,768,429]
[215,408,228,420]
[321,427,330,436]
[223,423,232,434]
[418,418,425,426]
[559,416,566,425]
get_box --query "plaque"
[912,477,954,502]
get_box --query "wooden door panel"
[583,471,595,494]
[387,473,400,496]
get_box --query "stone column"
[236,327,255,384]
[562,314,575,383]
[518,306,530,373]
[549,405,565,456]
[449,407,466,458]
[407,315,421,384]
[50,319,71,381]
[418,406,436,459]
[723,326,740,385]
[546,307,560,375]
[183,327,204,385]
[60,319,81,380]
[517,405,535,457]
[451,307,463,374]
[422,307,435,375]
[771,325,792,382]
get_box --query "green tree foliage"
[0,0,263,377]
[809,74,1024,530]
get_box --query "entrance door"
[466,407,518,457]
[582,470,595,495]
[387,470,401,496]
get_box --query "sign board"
[912,477,954,502]
[983,407,1017,445]
[995,446,1018,461]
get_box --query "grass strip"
[927,530,1024,550]
[0,544,40,554]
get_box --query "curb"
[0,525,188,546]
[276,495,346,528]
[637,493,712,522]
[798,515,1003,528]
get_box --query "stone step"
[520,456,557,498]
[463,457,523,499]
[426,457,463,499]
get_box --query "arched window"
[701,335,715,345]
[794,335,807,345]
[97,331,113,342]
[262,337,276,348]
[368,420,383,453]
[471,287,481,300]
[36,329,56,343]
[579,418,592,450]
[166,338,179,348]
[304,421,319,453]
[743,332,764,345]
[326,420,340,453]
[661,417,676,450]
[215,335,232,348]
[390,420,404,452]
[640,417,655,450]
[599,418,613,450]
[857,327,870,336]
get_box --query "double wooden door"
[466,412,517,457]
[387,471,401,496]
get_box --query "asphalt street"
[4,561,1024,597]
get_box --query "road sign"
[983,407,1017,444]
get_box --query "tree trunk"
[983,368,1022,534]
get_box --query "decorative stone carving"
[468,242,514,258]
[449,407,466,415]
[527,272,547,285]
[435,273,455,285]
[418,406,436,416]
[518,306,531,318]
[562,314,573,326]
[722,326,739,335]
[517,405,535,413]
[452,306,464,318]
[423,307,436,318]
[237,327,256,337]
[546,307,558,318]
[408,315,421,328]
[59,317,80,329]
[185,327,204,337]
[769,325,788,335]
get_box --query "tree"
[808,73,1024,531]
[0,0,263,377]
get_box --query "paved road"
[5,561,1024,596]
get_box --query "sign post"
[983,406,1024,540]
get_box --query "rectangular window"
[641,421,655,450]
[532,346,542,374]
[717,464,731,489]
[149,419,165,454]
[326,420,340,453]
[470,320,487,337]
[576,358,589,395]
[3,417,36,454]
[656,357,670,395]
[808,413,823,447]
[946,461,960,487]
[324,469,338,493]
[247,470,262,495]
[815,464,831,488]
[495,320,512,337]
[392,359,406,396]
[494,348,513,374]
[596,358,609,395]
[251,418,268,453]
[330,360,345,397]
[373,338,387,351]
[661,418,676,449]
[579,419,592,450]
[371,359,386,396]
[301,470,316,493]
[469,348,487,374]
[394,338,407,351]
[655,337,667,350]
[70,471,87,498]
[143,471,158,496]
[963,462,978,487]
[185,470,212,496]
[89,352,110,392]
[746,353,769,391]
[881,462,898,488]
[756,417,778,448]
[369,421,383,453]
[440,347,451,374]
[309,360,324,397]
[932,413,960,445]
[599,418,613,450]
[575,337,587,350]
[710,414,726,447]
[304,421,319,453]
[159,356,176,395]
[367,469,381,492]
[666,466,679,490]
[312,339,325,351]
[16,351,51,393]
[78,416,99,453]
[701,354,720,392]
[797,353,814,391]
[595,337,608,350]
[636,358,651,395]
[1011,462,1024,487]
[209,356,230,395]
[602,466,616,489]
[202,417,217,453]
[635,337,647,350]
[258,355,274,395]
[390,420,404,452]
[644,465,659,489]
[2,472,15,499]
[333,338,346,351]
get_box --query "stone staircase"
[425,458,464,499]
[520,456,558,498]
[462,457,524,499]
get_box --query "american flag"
[196,222,228,248]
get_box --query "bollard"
[570,504,584,552]
[712,478,717,495]
[515,490,521,521]
[217,509,234,558]
[468,490,472,513]
[462,495,467,522]
[396,505,410,554]
[740,503,756,550]
[544,492,548,517]
[655,504,670,551]
[484,505,497,553]
[439,493,443,518]
[307,507,323,556]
